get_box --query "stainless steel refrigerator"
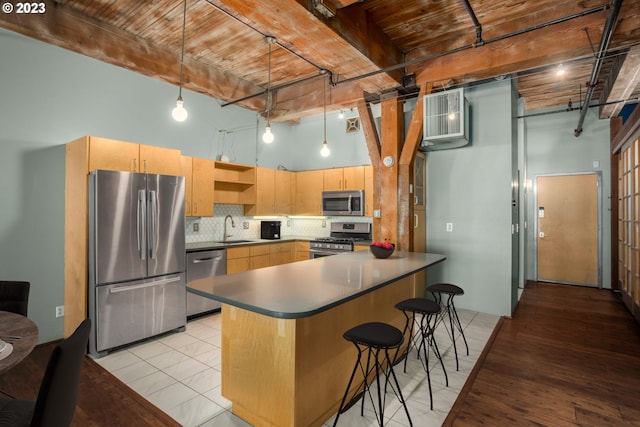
[88,169,186,357]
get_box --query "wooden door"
[537,174,600,286]
[412,153,426,252]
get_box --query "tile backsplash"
[185,204,372,243]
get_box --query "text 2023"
[16,2,45,13]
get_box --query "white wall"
[425,80,515,316]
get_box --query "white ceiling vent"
[421,88,470,151]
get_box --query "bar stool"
[333,322,412,427]
[395,298,448,410]
[427,283,469,371]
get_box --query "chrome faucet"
[223,215,235,241]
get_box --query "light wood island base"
[220,271,426,427]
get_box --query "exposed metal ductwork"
[574,0,623,137]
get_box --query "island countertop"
[188,251,446,319]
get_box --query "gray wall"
[425,80,515,316]
[522,107,611,287]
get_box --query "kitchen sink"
[215,240,254,244]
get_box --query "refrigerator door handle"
[108,275,182,293]
[137,189,146,260]
[148,190,157,260]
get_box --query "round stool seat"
[395,298,441,315]
[427,283,464,296]
[343,322,403,349]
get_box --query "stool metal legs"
[333,342,412,427]
[397,310,448,410]
[433,292,469,371]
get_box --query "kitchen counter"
[186,236,316,252]
[191,251,446,427]
[188,251,445,318]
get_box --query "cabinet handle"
[194,202,197,214]
[414,196,418,205]
[133,159,138,172]
[414,214,418,228]
[144,159,147,173]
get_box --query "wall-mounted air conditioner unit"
[420,88,470,151]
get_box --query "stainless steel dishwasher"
[186,249,226,318]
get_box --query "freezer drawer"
[94,274,186,355]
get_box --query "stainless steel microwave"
[322,190,365,216]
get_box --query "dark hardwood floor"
[2,281,639,426]
[445,281,640,426]
[0,341,180,426]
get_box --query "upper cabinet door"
[88,136,139,172]
[274,170,294,215]
[342,166,365,190]
[323,168,343,191]
[296,170,323,215]
[191,157,215,216]
[139,144,181,176]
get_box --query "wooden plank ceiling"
[1,0,639,122]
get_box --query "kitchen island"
[188,250,446,427]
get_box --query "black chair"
[0,281,30,316]
[333,322,412,427]
[427,283,469,371]
[0,318,91,427]
[395,298,448,410]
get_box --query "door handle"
[109,276,182,293]
[539,231,545,238]
[148,190,157,259]
[137,190,146,260]
[414,214,418,228]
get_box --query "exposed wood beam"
[379,94,402,244]
[358,97,382,240]
[397,83,430,251]
[297,0,404,82]
[209,0,401,93]
[600,45,640,118]
[412,11,606,92]
[0,0,266,112]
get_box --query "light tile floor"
[94,309,499,427]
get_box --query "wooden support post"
[379,93,402,243]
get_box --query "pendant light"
[172,0,188,122]
[262,36,275,143]
[320,73,330,157]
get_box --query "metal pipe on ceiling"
[574,0,623,137]
[459,0,483,46]
[518,96,639,119]
[219,4,607,110]
[332,5,607,87]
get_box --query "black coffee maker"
[260,221,281,239]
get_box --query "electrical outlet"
[243,221,249,229]
[446,222,453,232]
[193,223,199,232]
[321,220,326,228]
[287,219,291,227]
[55,305,64,318]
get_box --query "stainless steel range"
[310,222,372,258]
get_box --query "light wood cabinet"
[269,242,293,266]
[181,156,215,217]
[192,158,215,216]
[227,246,251,274]
[323,166,365,191]
[214,161,256,205]
[180,156,193,217]
[295,241,310,261]
[295,170,324,215]
[88,136,181,175]
[247,168,295,216]
[354,244,370,252]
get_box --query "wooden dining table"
[0,311,39,375]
